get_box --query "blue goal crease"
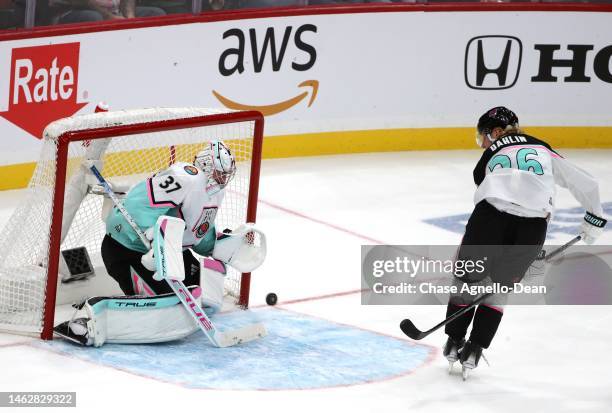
[36,308,433,390]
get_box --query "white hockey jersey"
[106,162,224,254]
[473,134,602,219]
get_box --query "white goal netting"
[0,108,261,336]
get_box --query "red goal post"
[0,108,264,340]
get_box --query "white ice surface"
[1,149,611,413]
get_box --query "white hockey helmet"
[194,140,236,194]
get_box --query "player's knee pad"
[199,257,226,314]
[81,286,203,347]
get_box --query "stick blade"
[215,322,267,348]
[399,319,425,340]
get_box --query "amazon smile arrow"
[212,80,319,116]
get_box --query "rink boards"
[1,4,611,188]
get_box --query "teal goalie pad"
[82,286,205,347]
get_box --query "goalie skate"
[53,318,92,346]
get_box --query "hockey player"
[100,140,236,297]
[54,140,265,346]
[444,107,606,378]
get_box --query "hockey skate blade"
[215,322,267,348]
[399,319,424,340]
[462,366,471,381]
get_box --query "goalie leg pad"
[79,287,203,347]
[200,258,226,314]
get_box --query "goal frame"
[41,110,264,340]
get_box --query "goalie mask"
[476,106,519,147]
[194,141,236,195]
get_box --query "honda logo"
[465,35,522,90]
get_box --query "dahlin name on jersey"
[489,135,527,152]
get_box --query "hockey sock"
[444,303,476,342]
[469,305,503,349]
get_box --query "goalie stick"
[399,235,582,341]
[89,165,266,348]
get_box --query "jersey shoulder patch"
[183,165,199,176]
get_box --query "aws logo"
[214,25,319,116]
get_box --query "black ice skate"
[443,336,465,373]
[53,318,92,346]
[459,340,483,381]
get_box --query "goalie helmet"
[476,106,519,146]
[194,140,236,195]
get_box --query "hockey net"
[0,108,263,339]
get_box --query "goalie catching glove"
[212,223,267,272]
[581,211,607,245]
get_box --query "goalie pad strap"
[203,257,226,274]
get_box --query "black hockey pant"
[445,200,547,348]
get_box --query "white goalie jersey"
[149,162,225,248]
[472,134,603,219]
[106,162,225,254]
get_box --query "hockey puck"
[266,293,278,306]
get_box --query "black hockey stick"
[399,235,582,340]
[535,235,582,262]
[399,293,493,341]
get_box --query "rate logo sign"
[0,42,88,139]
